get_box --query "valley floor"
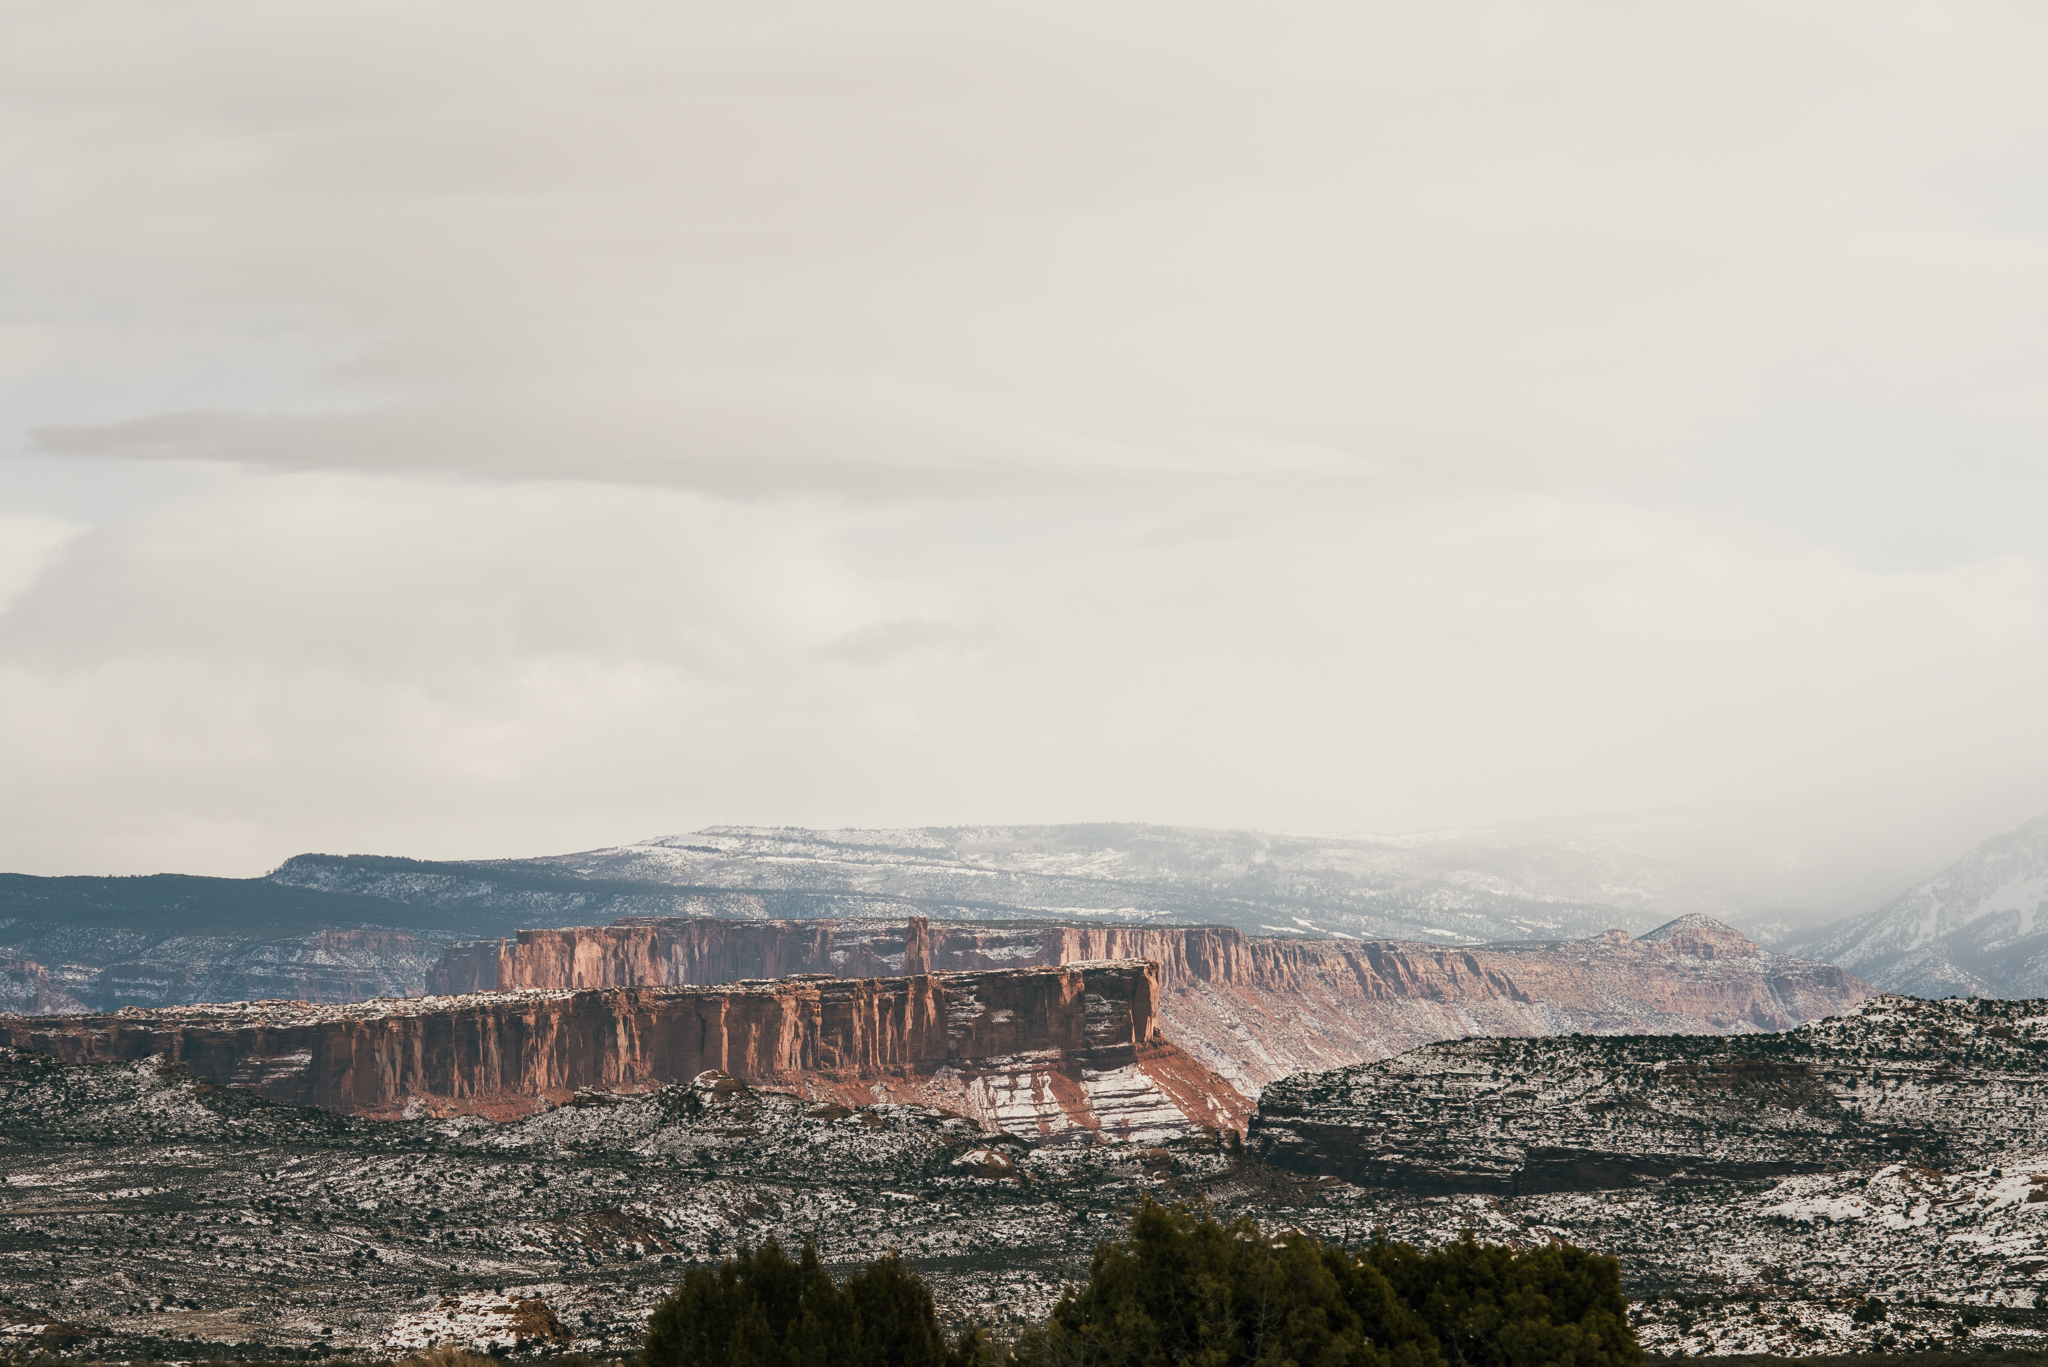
[0,1048,2042,1359]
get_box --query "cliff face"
[0,960,1247,1141]
[426,920,910,997]
[431,912,1870,1093]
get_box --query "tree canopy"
[1016,1201,1442,1367]
[640,1236,979,1367]
[640,1203,1641,1367]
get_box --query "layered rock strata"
[0,960,1247,1140]
[1249,994,2048,1195]
[430,912,1870,1092]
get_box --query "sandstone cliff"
[0,960,1247,1140]
[430,912,1870,1092]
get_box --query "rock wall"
[426,920,914,996]
[0,960,1248,1140]
[430,912,1870,1092]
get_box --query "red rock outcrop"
[430,912,1870,1093]
[0,960,1248,1141]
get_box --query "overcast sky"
[3,2,2047,888]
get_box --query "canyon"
[428,911,1871,1093]
[0,904,1865,1150]
[1,997,2044,1359]
[0,960,1247,1141]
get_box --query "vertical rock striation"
[430,912,1869,1092]
[0,960,1247,1140]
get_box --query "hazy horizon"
[4,3,2047,896]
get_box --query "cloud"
[2,1,2048,878]
[0,514,84,612]
[5,2,2044,525]
[817,618,983,667]
[1,469,2044,876]
[28,376,1371,498]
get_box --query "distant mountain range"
[1783,810,2048,998]
[393,821,1748,943]
[2,813,2044,1006]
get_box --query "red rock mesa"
[429,913,1870,1093]
[0,960,1247,1141]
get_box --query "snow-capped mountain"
[462,821,1745,945]
[1784,810,2048,997]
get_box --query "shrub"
[400,1350,499,1367]
[640,1237,982,1367]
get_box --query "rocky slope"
[1786,810,2048,998]
[432,912,1870,1094]
[0,1049,1255,1355]
[1245,994,2048,1353]
[0,955,88,1015]
[0,998,2042,1360]
[1250,993,2046,1193]
[0,961,1248,1141]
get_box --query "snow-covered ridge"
[1789,810,2048,998]
[474,820,1749,947]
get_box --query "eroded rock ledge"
[0,960,1248,1141]
[430,912,1871,1092]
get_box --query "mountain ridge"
[1785,811,2048,998]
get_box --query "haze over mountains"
[1785,811,2048,999]
[1,814,2043,1010]
[284,823,1748,944]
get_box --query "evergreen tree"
[642,1208,1643,1367]
[1015,1201,1443,1367]
[1362,1232,1639,1367]
[641,1237,969,1367]
[1013,1203,1639,1367]
[845,1251,949,1367]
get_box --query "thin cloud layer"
[3,474,2043,879]
[9,2,2045,511]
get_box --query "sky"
[3,2,2047,898]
